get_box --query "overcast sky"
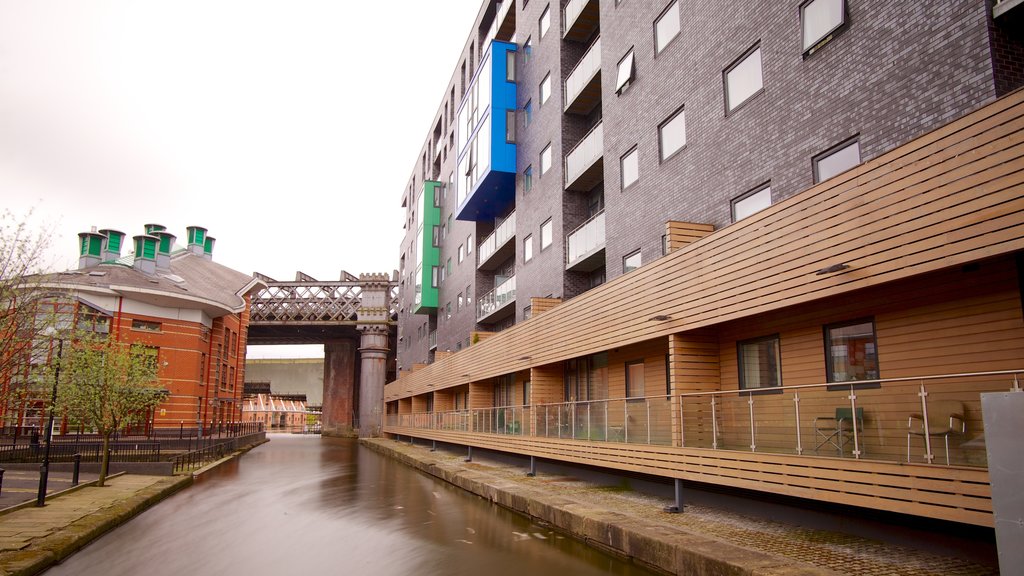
[1,0,481,358]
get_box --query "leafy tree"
[0,209,56,420]
[47,332,167,486]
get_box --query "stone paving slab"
[363,438,999,576]
[0,474,192,576]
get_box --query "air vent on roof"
[88,271,107,277]
[162,274,186,283]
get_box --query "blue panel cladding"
[456,40,517,222]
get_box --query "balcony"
[494,0,516,42]
[563,36,601,115]
[477,275,516,323]
[564,121,603,192]
[477,211,516,271]
[428,329,437,351]
[565,210,605,271]
[563,0,599,42]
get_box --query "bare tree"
[0,209,56,424]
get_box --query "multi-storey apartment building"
[388,0,1024,531]
[396,0,1023,368]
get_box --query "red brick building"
[3,224,264,433]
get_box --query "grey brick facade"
[395,0,1022,373]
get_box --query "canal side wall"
[361,438,833,576]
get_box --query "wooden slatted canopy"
[387,90,1024,400]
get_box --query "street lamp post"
[36,338,63,507]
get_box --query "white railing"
[563,0,594,37]
[563,36,601,111]
[385,370,1024,468]
[477,211,516,267]
[565,210,605,267]
[477,275,516,321]
[564,121,603,187]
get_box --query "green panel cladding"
[413,181,442,315]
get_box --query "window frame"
[654,0,681,55]
[524,234,534,262]
[620,146,639,190]
[540,219,553,251]
[800,0,847,57]
[824,318,881,390]
[724,44,764,114]
[658,106,686,162]
[623,249,641,274]
[813,136,861,184]
[625,359,646,398]
[540,73,551,107]
[737,334,783,393]
[523,165,534,193]
[731,183,772,222]
[539,4,551,39]
[615,48,635,94]
[540,143,552,176]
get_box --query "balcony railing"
[563,36,601,114]
[477,211,516,269]
[562,0,598,41]
[477,275,516,322]
[564,121,603,190]
[428,329,437,350]
[385,370,1023,469]
[565,210,605,270]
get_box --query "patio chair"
[814,407,865,456]
[907,399,965,465]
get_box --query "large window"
[623,249,641,273]
[615,49,635,94]
[732,185,772,221]
[540,73,551,106]
[540,219,553,250]
[626,360,645,398]
[539,5,551,39]
[825,319,879,384]
[658,107,686,161]
[725,45,763,113]
[738,335,781,390]
[814,138,861,183]
[654,1,680,54]
[540,143,552,175]
[801,0,846,54]
[524,234,534,262]
[621,147,639,190]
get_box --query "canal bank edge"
[0,475,193,576]
[361,438,836,576]
[0,439,268,576]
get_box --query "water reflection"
[45,435,656,576]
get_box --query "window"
[540,144,552,175]
[524,36,533,63]
[738,335,781,390]
[539,5,550,39]
[131,319,161,332]
[524,100,533,126]
[466,234,473,254]
[446,302,452,320]
[801,0,846,54]
[431,266,439,288]
[506,110,516,143]
[540,73,551,106]
[658,107,686,161]
[440,263,446,284]
[623,250,641,273]
[814,138,861,183]
[458,244,465,263]
[626,360,645,398]
[446,257,452,275]
[540,219,553,250]
[732,185,772,221]
[199,353,206,386]
[621,147,639,190]
[725,45,763,113]
[615,49,635,94]
[654,1,680,54]
[524,305,533,320]
[524,234,534,262]
[466,285,472,304]
[825,319,879,385]
[523,166,533,193]
[457,293,464,311]
[506,50,516,82]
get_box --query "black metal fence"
[172,431,264,473]
[0,441,162,463]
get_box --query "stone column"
[322,339,357,437]
[356,273,392,437]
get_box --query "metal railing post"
[747,394,757,452]
[72,453,81,485]
[647,399,651,445]
[604,402,608,441]
[711,397,718,450]
[917,382,934,464]
[793,391,803,455]
[848,386,861,459]
[587,404,591,440]
[624,400,629,443]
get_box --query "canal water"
[45,435,658,575]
